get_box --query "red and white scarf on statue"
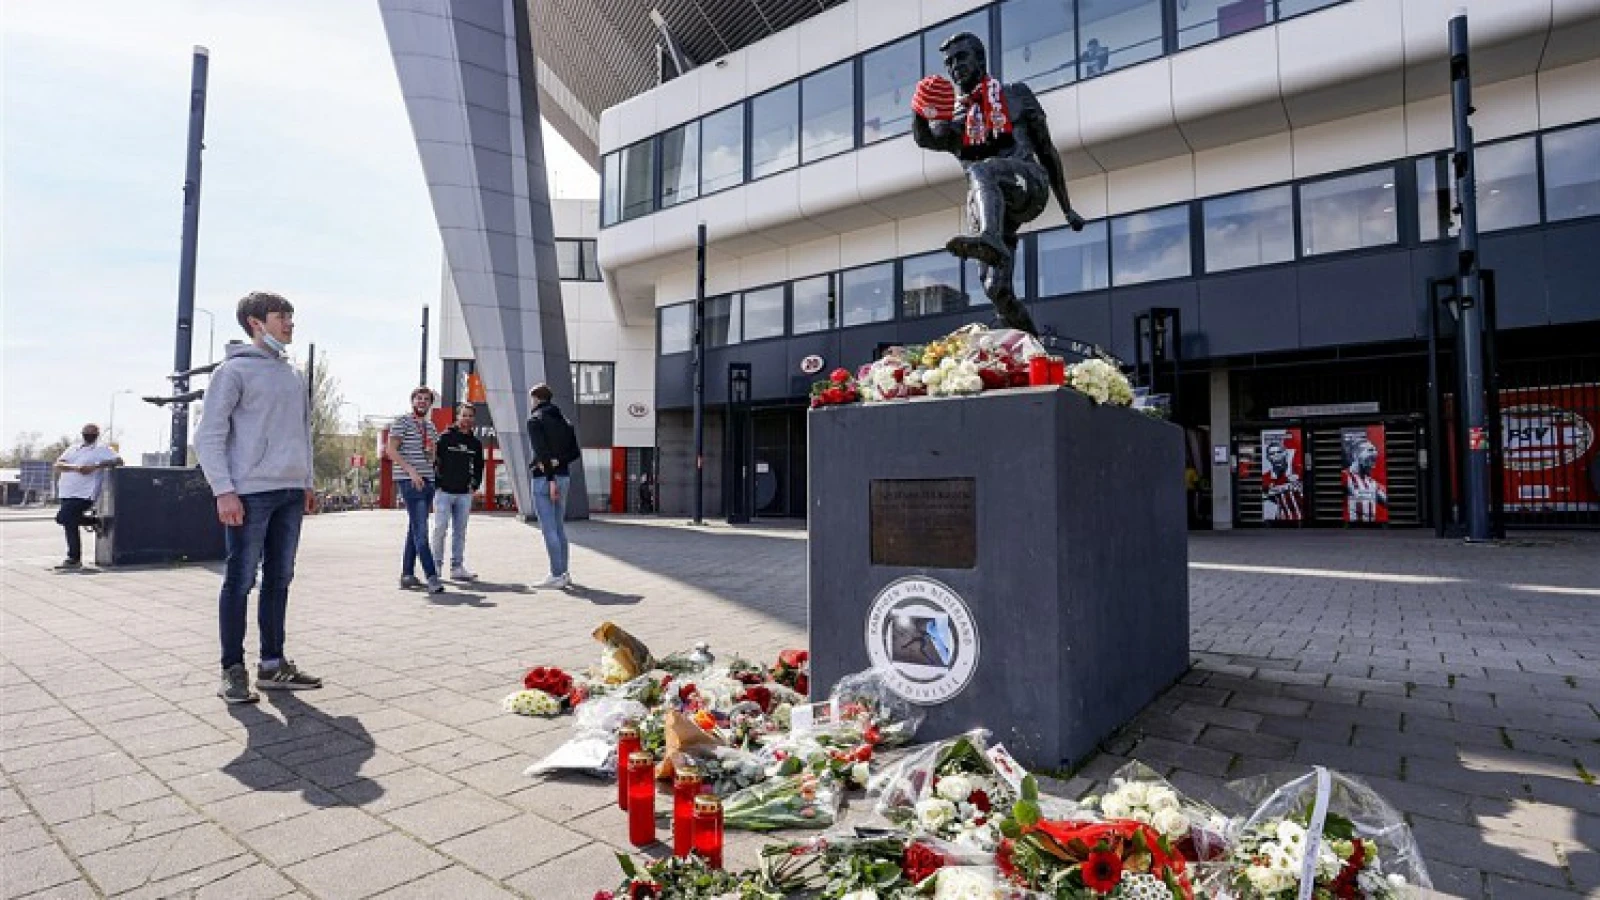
[961,75,1013,147]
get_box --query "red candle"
[672,768,702,857]
[1049,356,1067,386]
[616,724,641,811]
[692,794,724,869]
[1029,356,1051,386]
[627,752,656,847]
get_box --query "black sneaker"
[399,575,423,590]
[218,664,259,704]
[257,659,322,690]
[426,578,446,594]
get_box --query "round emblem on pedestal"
[627,402,650,418]
[864,577,979,705]
[800,355,825,375]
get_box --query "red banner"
[1260,428,1305,522]
[1341,425,1389,523]
[1500,385,1600,511]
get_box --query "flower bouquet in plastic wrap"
[872,729,1015,853]
[827,669,927,749]
[758,832,999,898]
[723,770,843,831]
[996,776,1196,899]
[522,695,650,779]
[1079,761,1232,863]
[859,350,924,403]
[1210,767,1431,900]
[1065,358,1134,406]
[600,852,772,900]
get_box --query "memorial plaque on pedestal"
[808,386,1189,771]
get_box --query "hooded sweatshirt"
[194,343,314,497]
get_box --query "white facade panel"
[1107,155,1197,216]
[1291,107,1407,179]
[1538,58,1600,127]
[1193,133,1294,198]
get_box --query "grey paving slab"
[4,514,1599,899]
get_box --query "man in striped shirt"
[387,387,445,593]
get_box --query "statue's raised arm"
[908,32,1087,334]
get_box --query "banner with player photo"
[1341,425,1389,523]
[1259,428,1305,522]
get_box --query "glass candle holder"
[692,794,723,869]
[672,768,702,858]
[1029,356,1052,386]
[616,724,641,811]
[1048,356,1067,386]
[627,752,656,847]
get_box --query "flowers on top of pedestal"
[1066,358,1134,406]
[812,367,862,408]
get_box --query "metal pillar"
[692,223,707,525]
[1449,12,1493,542]
[169,47,209,467]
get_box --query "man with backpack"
[526,382,580,588]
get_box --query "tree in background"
[0,432,74,467]
[306,353,348,489]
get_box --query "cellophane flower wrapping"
[723,771,843,831]
[522,696,649,778]
[1212,767,1432,899]
[925,866,1048,900]
[829,669,926,748]
[1065,358,1134,406]
[758,832,997,898]
[668,745,768,797]
[1082,761,1233,862]
[871,730,1014,852]
[858,351,922,403]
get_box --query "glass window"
[701,105,745,194]
[1112,205,1192,285]
[1543,122,1600,222]
[1298,168,1397,256]
[1078,0,1162,77]
[841,262,896,326]
[862,36,920,144]
[964,240,1027,303]
[1178,0,1272,50]
[1203,185,1295,272]
[601,152,620,226]
[802,62,855,163]
[660,122,699,207]
[1416,138,1539,240]
[902,252,968,317]
[750,83,800,179]
[580,448,611,510]
[705,294,741,346]
[742,286,786,340]
[923,10,992,78]
[555,239,583,281]
[1001,0,1076,91]
[792,274,835,334]
[660,304,692,354]
[581,240,602,282]
[1038,221,1110,295]
[619,139,656,221]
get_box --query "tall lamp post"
[108,389,134,447]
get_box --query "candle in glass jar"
[672,768,702,858]
[616,724,641,811]
[692,794,724,869]
[1029,356,1051,386]
[1048,356,1066,386]
[627,752,656,847]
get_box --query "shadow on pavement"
[223,690,384,806]
[462,580,529,594]
[428,590,496,607]
[563,583,643,605]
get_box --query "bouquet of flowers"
[1080,762,1231,862]
[770,649,810,696]
[603,852,773,900]
[501,688,563,717]
[997,777,1194,899]
[723,772,842,831]
[874,730,1014,852]
[1065,359,1134,406]
[761,733,873,789]
[759,834,986,899]
[812,368,862,408]
[919,357,987,397]
[1216,767,1430,899]
[830,669,926,749]
[523,666,575,701]
[858,351,923,403]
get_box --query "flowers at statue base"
[758,834,965,899]
[880,733,1014,853]
[1089,775,1190,846]
[501,688,562,717]
[724,771,841,831]
[770,649,809,697]
[1227,814,1408,900]
[599,851,764,900]
[523,665,574,700]
[996,775,1193,899]
[811,368,861,408]
[1066,358,1134,406]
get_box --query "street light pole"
[168,46,209,468]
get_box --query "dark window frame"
[1293,163,1402,261]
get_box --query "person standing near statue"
[194,291,322,703]
[52,423,122,570]
[526,382,581,589]
[388,387,446,594]
[911,31,1085,335]
[431,402,484,581]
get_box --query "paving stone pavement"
[1,512,1596,899]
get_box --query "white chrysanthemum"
[930,868,1003,900]
[916,797,959,830]
[1275,820,1306,847]
[1113,873,1175,900]
[501,689,560,717]
[937,774,976,802]
[1151,807,1189,840]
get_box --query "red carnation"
[830,367,850,384]
[902,841,948,885]
[678,682,698,703]
[742,685,773,712]
[823,387,845,404]
[794,673,809,696]
[970,789,992,813]
[523,666,548,691]
[779,649,809,668]
[996,838,1020,883]
[1082,850,1124,894]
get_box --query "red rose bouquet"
[810,367,860,408]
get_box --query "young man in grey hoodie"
[194,291,323,704]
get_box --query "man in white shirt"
[53,423,122,569]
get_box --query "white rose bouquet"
[1066,358,1135,406]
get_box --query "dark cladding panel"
[1196,268,1300,356]
[656,354,694,410]
[1479,231,1549,329]
[1297,251,1415,348]
[1543,220,1600,327]
[1034,293,1114,352]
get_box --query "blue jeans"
[400,479,438,580]
[431,491,472,569]
[219,489,304,670]
[531,475,570,577]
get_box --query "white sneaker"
[534,573,570,589]
[450,566,477,581]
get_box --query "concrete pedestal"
[807,386,1189,770]
[96,468,225,567]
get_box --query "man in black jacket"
[431,403,485,580]
[526,383,580,588]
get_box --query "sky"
[1,0,598,460]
